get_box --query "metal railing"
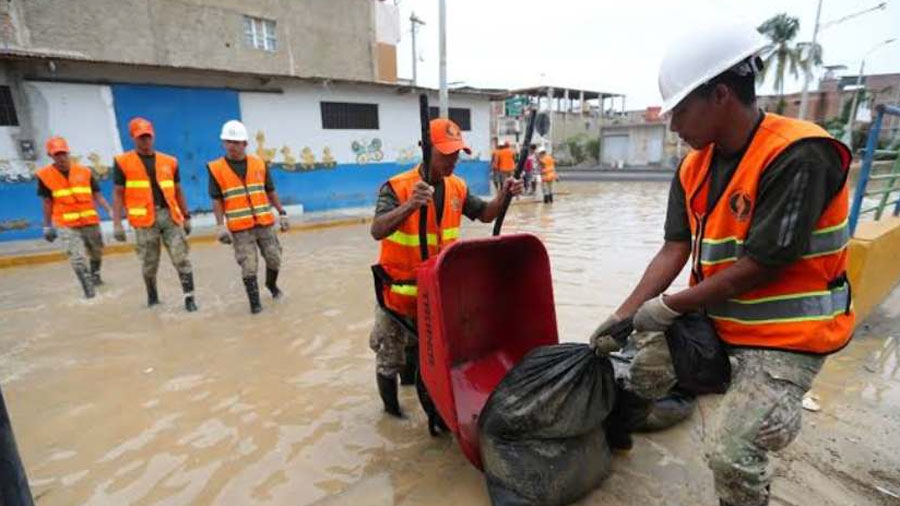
[849,104,900,235]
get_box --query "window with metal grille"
[243,16,277,52]
[0,86,18,126]
[428,107,472,131]
[320,102,380,130]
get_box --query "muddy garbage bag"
[478,343,617,506]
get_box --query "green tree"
[757,14,803,113]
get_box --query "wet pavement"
[1,181,898,505]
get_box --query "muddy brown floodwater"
[1,181,898,506]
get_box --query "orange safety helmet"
[129,117,155,139]
[45,136,70,156]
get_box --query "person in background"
[495,140,516,191]
[208,120,289,314]
[36,136,113,298]
[112,117,197,311]
[522,144,535,194]
[538,147,557,203]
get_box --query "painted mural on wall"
[254,131,338,172]
[351,138,384,164]
[0,153,111,183]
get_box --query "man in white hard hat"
[589,24,853,506]
[208,120,289,314]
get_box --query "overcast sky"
[394,0,900,109]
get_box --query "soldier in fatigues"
[36,136,113,298]
[208,120,289,314]
[589,24,854,506]
[112,117,197,311]
[369,118,523,423]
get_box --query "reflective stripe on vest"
[699,220,850,265]
[36,164,99,228]
[207,156,274,232]
[375,166,467,318]
[679,113,854,354]
[115,151,184,228]
[709,282,849,325]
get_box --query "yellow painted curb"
[0,216,373,270]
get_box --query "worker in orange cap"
[369,117,523,429]
[111,117,197,311]
[35,136,113,298]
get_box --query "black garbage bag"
[665,312,731,394]
[478,343,617,506]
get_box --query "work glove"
[279,212,290,233]
[633,295,681,332]
[183,218,192,236]
[217,224,233,245]
[113,223,127,242]
[589,314,634,356]
[43,226,57,243]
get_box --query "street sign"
[505,97,528,117]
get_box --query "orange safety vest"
[540,154,557,182]
[36,163,100,228]
[208,155,275,232]
[680,113,854,354]
[376,166,466,318]
[496,147,516,172]
[115,150,183,228]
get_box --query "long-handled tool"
[492,109,538,236]
[417,94,432,261]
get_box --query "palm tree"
[757,14,803,113]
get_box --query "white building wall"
[23,81,123,173]
[239,82,490,167]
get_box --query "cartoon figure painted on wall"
[300,147,316,170]
[321,147,337,168]
[396,146,421,164]
[351,138,384,164]
[280,145,297,171]
[87,152,111,179]
[254,131,277,163]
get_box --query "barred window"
[0,86,18,126]
[320,102,379,130]
[429,107,471,131]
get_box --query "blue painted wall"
[110,84,242,209]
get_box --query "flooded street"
[2,181,899,506]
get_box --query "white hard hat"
[658,23,767,115]
[220,120,249,142]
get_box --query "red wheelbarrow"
[416,233,559,469]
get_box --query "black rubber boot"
[605,383,654,452]
[243,276,262,314]
[543,194,550,203]
[377,373,403,418]
[265,268,282,299]
[399,345,417,386]
[144,276,159,306]
[416,370,449,436]
[549,194,554,203]
[90,259,103,286]
[76,267,96,299]
[179,272,197,312]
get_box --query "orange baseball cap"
[129,117,155,139]
[430,118,471,155]
[45,136,70,156]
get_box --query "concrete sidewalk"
[0,205,373,268]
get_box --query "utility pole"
[798,0,823,120]
[799,1,887,120]
[438,0,448,118]
[410,12,425,86]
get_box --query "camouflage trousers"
[134,207,192,278]
[231,225,282,278]
[59,224,103,274]
[628,331,824,506]
[369,305,416,377]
